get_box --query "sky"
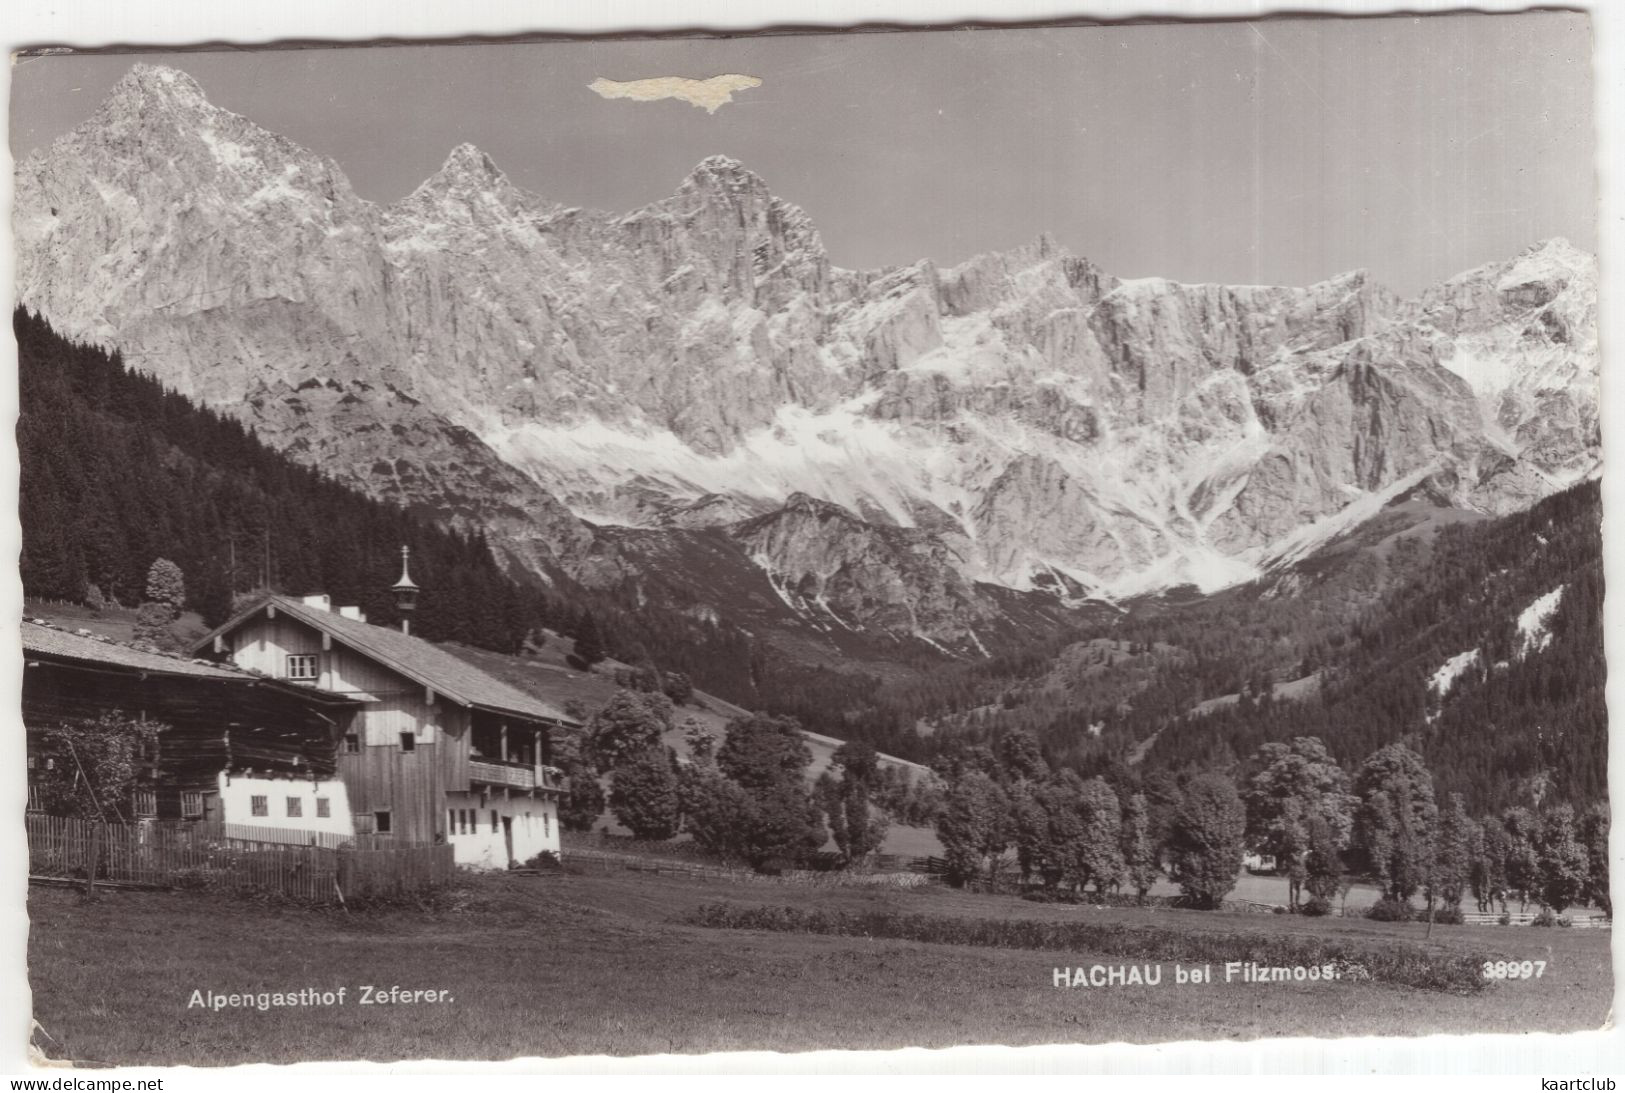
[8,11,1598,296]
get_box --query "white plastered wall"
[216,773,355,838]
[445,791,560,869]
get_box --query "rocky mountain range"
[14,64,1600,656]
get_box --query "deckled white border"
[1,0,1620,1080]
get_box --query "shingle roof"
[24,620,260,680]
[201,597,574,725]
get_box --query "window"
[374,810,392,834]
[286,654,319,681]
[26,785,42,813]
[316,798,330,819]
[286,797,303,819]
[448,809,457,834]
[543,814,550,838]
[181,791,204,819]
[251,795,269,817]
[461,809,472,834]
[344,733,359,754]
[133,789,157,818]
[491,810,499,833]
[399,731,416,753]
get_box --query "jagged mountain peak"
[1520,235,1587,262]
[779,492,859,520]
[1434,236,1595,291]
[104,63,213,110]
[439,142,505,181]
[674,153,777,202]
[392,141,558,225]
[406,142,512,198]
[690,152,753,176]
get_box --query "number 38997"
[1482,959,1546,980]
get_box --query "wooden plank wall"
[228,610,474,845]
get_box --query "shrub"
[1430,904,1465,926]
[1366,897,1415,922]
[1497,913,1511,926]
[1532,907,1558,927]
[1300,896,1333,917]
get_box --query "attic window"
[344,733,360,754]
[374,810,392,834]
[287,654,320,681]
[400,732,416,753]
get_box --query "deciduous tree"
[1535,802,1590,914]
[1068,777,1125,895]
[936,770,1010,885]
[557,762,605,833]
[608,748,682,840]
[1244,736,1356,909]
[717,714,814,792]
[1122,792,1159,903]
[1354,742,1438,903]
[1581,802,1610,916]
[1431,792,1476,912]
[1166,772,1245,909]
[585,690,674,773]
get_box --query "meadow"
[27,867,1612,1066]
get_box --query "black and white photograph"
[6,4,1614,1070]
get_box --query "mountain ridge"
[13,64,1600,654]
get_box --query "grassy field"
[28,868,1611,1066]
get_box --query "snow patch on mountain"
[1259,465,1439,572]
[1429,648,1483,698]
[1516,585,1565,656]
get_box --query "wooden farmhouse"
[194,584,575,869]
[23,620,363,835]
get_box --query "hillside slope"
[930,480,1604,813]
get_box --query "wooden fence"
[1459,909,1611,929]
[26,814,454,903]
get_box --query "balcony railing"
[469,758,533,789]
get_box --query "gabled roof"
[22,619,360,706]
[194,596,574,725]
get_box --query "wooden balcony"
[469,758,535,789]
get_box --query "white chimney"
[338,606,366,622]
[301,594,332,612]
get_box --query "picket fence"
[26,814,455,902]
[1459,909,1611,929]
